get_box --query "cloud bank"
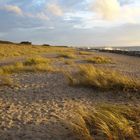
[92,0,120,21]
[0,0,140,46]
[92,0,140,23]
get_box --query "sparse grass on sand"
[79,51,94,55]
[69,104,140,140]
[0,99,139,140]
[0,76,13,87]
[64,60,75,65]
[65,64,140,92]
[0,57,56,74]
[86,56,112,64]
[57,52,77,59]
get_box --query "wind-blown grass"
[79,51,94,55]
[86,56,112,64]
[0,76,13,87]
[0,57,55,74]
[0,43,76,60]
[23,57,51,66]
[69,104,140,140]
[66,64,140,92]
[57,52,77,59]
[64,60,75,65]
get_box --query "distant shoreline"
[78,48,140,57]
[96,49,140,57]
[0,40,140,57]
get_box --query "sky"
[0,0,140,46]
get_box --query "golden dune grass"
[69,104,140,140]
[0,43,76,60]
[79,51,94,55]
[57,52,77,59]
[66,64,140,92]
[0,76,13,87]
[23,57,51,66]
[86,56,112,64]
[0,57,56,74]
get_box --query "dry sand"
[0,52,140,140]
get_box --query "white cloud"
[91,0,140,23]
[2,5,23,15]
[92,0,120,21]
[25,3,63,20]
[47,3,63,16]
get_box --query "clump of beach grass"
[23,57,51,66]
[64,60,75,65]
[66,64,140,92]
[0,57,55,74]
[69,104,140,140]
[86,56,112,64]
[0,76,13,87]
[57,52,77,59]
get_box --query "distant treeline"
[0,40,70,48]
[0,40,15,44]
[20,41,32,45]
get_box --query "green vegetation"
[66,64,140,92]
[86,56,112,64]
[69,104,140,140]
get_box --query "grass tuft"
[57,52,76,59]
[65,64,140,92]
[23,57,50,66]
[69,104,140,140]
[0,57,55,74]
[64,60,75,65]
[0,76,13,87]
[86,56,112,64]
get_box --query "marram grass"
[0,43,76,60]
[0,76,13,87]
[66,64,140,92]
[23,57,51,66]
[86,56,112,64]
[57,52,77,59]
[68,104,140,140]
[0,57,56,74]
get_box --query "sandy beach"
[0,47,140,140]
